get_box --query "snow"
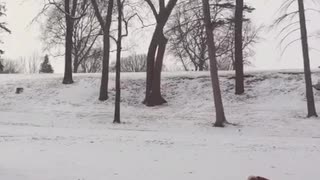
[1,71,320,180]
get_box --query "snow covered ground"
[1,71,320,180]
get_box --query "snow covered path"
[1,72,320,180]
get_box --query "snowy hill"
[1,71,320,180]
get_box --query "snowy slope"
[0,71,320,180]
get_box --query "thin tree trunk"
[114,0,122,124]
[147,33,168,106]
[97,0,114,101]
[297,0,318,117]
[202,0,227,127]
[63,0,74,84]
[234,0,244,95]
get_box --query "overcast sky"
[1,0,320,73]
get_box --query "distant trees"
[39,55,54,73]
[111,54,147,72]
[0,59,23,74]
[168,0,258,72]
[42,0,100,73]
[0,2,11,72]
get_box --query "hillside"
[0,71,320,180]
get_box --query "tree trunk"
[98,0,114,101]
[99,31,111,101]
[63,0,74,84]
[147,33,168,106]
[143,27,160,104]
[234,0,244,95]
[297,0,318,117]
[73,55,79,73]
[114,0,122,124]
[202,0,227,127]
[143,0,178,106]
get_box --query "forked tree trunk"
[234,0,244,95]
[202,0,227,127]
[147,33,168,106]
[114,0,122,124]
[63,0,76,84]
[297,0,318,117]
[143,0,178,106]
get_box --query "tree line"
[0,0,318,126]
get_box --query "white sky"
[1,0,320,73]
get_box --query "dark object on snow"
[15,88,24,94]
[313,83,320,91]
[248,176,270,180]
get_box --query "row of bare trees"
[40,0,317,126]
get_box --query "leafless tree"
[91,0,114,101]
[274,0,317,117]
[167,0,258,72]
[80,48,102,73]
[143,0,178,106]
[42,0,101,73]
[202,0,227,127]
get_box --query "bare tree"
[63,0,79,83]
[91,0,114,101]
[0,2,11,71]
[274,0,317,117]
[111,54,147,72]
[81,48,102,72]
[42,0,101,73]
[143,0,178,106]
[114,0,123,124]
[297,0,317,117]
[167,0,258,72]
[202,0,227,127]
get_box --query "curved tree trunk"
[147,32,168,106]
[234,0,244,95]
[143,26,161,104]
[143,0,178,106]
[202,0,227,127]
[297,0,318,117]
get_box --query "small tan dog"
[248,176,270,180]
